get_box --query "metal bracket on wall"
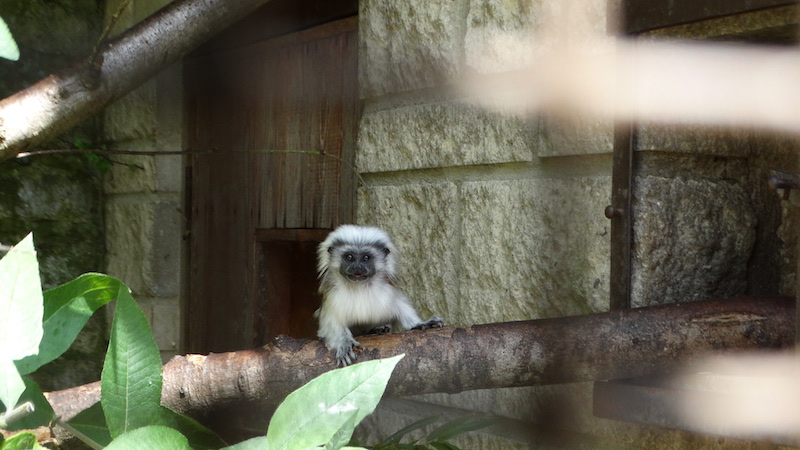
[606,123,636,310]
[768,170,800,201]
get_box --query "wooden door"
[184,15,359,353]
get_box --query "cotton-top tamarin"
[315,225,444,366]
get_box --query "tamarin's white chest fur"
[324,279,401,326]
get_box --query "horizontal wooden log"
[45,296,794,421]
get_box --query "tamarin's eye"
[344,253,354,262]
[362,254,370,262]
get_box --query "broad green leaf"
[324,409,359,450]
[0,360,24,416]
[1,378,54,431]
[157,406,227,449]
[66,402,112,447]
[221,436,269,450]
[101,287,162,439]
[0,233,42,409]
[0,431,44,450]
[16,273,124,375]
[376,415,442,447]
[0,233,42,360]
[267,354,405,450]
[104,425,189,450]
[425,415,499,443]
[0,16,18,61]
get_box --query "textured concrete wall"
[103,0,184,362]
[355,0,799,448]
[355,0,615,447]
[357,0,613,328]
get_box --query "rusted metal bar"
[46,297,793,422]
[607,123,636,310]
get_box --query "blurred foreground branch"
[45,296,793,422]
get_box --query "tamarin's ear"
[382,247,390,255]
[328,246,333,254]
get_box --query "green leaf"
[101,287,162,439]
[16,273,124,375]
[0,431,44,450]
[1,378,54,431]
[0,16,19,61]
[221,436,269,450]
[425,415,499,443]
[0,233,42,409]
[375,415,442,447]
[267,354,405,450]
[324,409,359,450]
[66,402,112,447]
[104,425,189,450]
[0,360,25,416]
[157,406,227,449]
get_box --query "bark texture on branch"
[45,296,794,421]
[0,0,271,162]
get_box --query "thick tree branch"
[45,296,794,422]
[0,0,271,162]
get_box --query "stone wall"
[103,0,185,362]
[355,0,615,447]
[0,0,107,391]
[354,0,799,448]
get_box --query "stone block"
[464,0,612,71]
[151,298,180,355]
[636,122,752,157]
[156,64,184,147]
[357,182,460,322]
[460,177,611,323]
[360,0,469,98]
[151,199,182,298]
[155,154,183,193]
[104,80,157,142]
[103,140,157,194]
[631,175,757,307]
[464,0,539,74]
[357,101,537,172]
[537,114,614,157]
[106,197,183,298]
[106,198,154,295]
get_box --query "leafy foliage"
[0,233,42,413]
[104,425,189,450]
[0,15,19,61]
[101,286,163,438]
[0,431,45,450]
[266,354,404,450]
[368,414,499,450]
[0,234,488,449]
[16,273,125,376]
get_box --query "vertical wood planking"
[185,16,358,352]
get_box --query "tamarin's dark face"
[329,244,390,283]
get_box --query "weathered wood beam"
[0,0,272,162]
[45,296,793,421]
